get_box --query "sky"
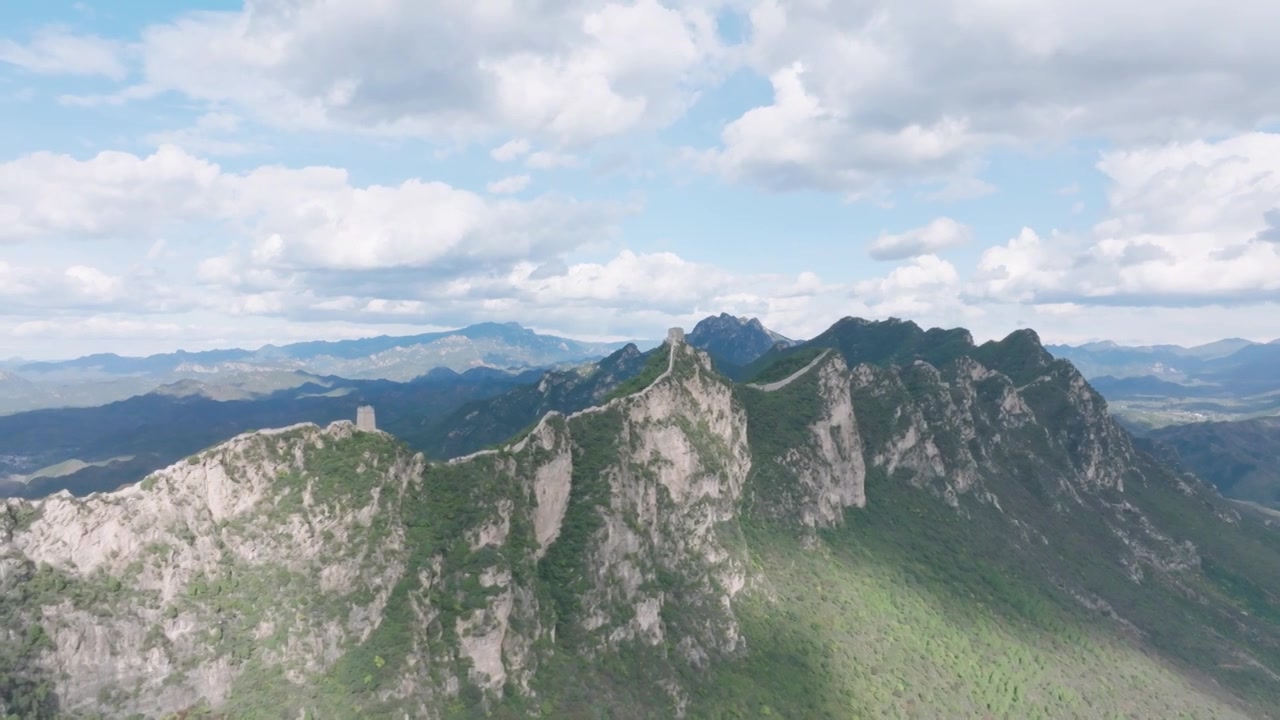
[2,1,1280,360]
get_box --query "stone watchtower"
[356,405,377,432]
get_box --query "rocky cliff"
[3,320,1280,719]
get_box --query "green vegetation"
[539,408,625,643]
[602,344,669,403]
[743,346,827,385]
[1146,416,1280,509]
[737,372,824,459]
[11,319,1280,719]
[737,369,825,521]
[0,562,58,719]
[804,319,976,370]
[0,560,147,718]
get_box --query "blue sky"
[2,1,1280,359]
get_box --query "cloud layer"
[4,0,1280,356]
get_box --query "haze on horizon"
[3,0,1280,359]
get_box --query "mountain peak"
[6,313,1280,717]
[687,314,792,367]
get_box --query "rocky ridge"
[2,320,1278,718]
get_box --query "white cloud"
[0,260,180,315]
[0,146,629,278]
[697,0,1280,194]
[526,150,580,170]
[853,255,975,320]
[0,145,222,242]
[112,0,728,146]
[486,174,531,194]
[490,139,530,162]
[0,26,127,79]
[144,112,261,156]
[970,132,1280,307]
[868,217,972,260]
[9,317,184,340]
[63,265,123,301]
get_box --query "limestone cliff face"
[742,352,866,528]
[1,422,422,718]
[0,322,1220,718]
[840,331,1201,584]
[0,329,758,718]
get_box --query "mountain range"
[0,314,794,501]
[3,318,1280,717]
[1047,338,1280,428]
[0,322,641,416]
[1140,416,1280,511]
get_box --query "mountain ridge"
[4,320,1280,717]
[1,323,645,416]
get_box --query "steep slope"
[4,321,1280,718]
[1147,416,1280,509]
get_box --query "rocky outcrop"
[1,421,422,717]
[744,353,866,527]
[687,313,793,367]
[0,319,1236,718]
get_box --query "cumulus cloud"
[0,26,128,79]
[971,132,1280,307]
[0,146,222,242]
[868,217,972,260]
[0,260,183,315]
[0,146,630,277]
[852,254,978,321]
[490,139,530,162]
[698,0,1280,194]
[101,0,727,146]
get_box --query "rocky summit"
[686,313,793,368]
[3,320,1280,719]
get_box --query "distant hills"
[1048,337,1280,428]
[0,367,541,499]
[10,314,1280,717]
[0,314,788,499]
[1141,416,1280,511]
[0,322,643,415]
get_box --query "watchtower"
[356,405,377,432]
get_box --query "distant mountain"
[415,313,796,461]
[686,313,793,367]
[1146,416,1280,510]
[8,319,1280,717]
[2,322,640,415]
[1047,338,1260,373]
[0,367,537,499]
[1088,375,1220,399]
[1048,338,1280,428]
[415,343,658,459]
[18,322,630,378]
